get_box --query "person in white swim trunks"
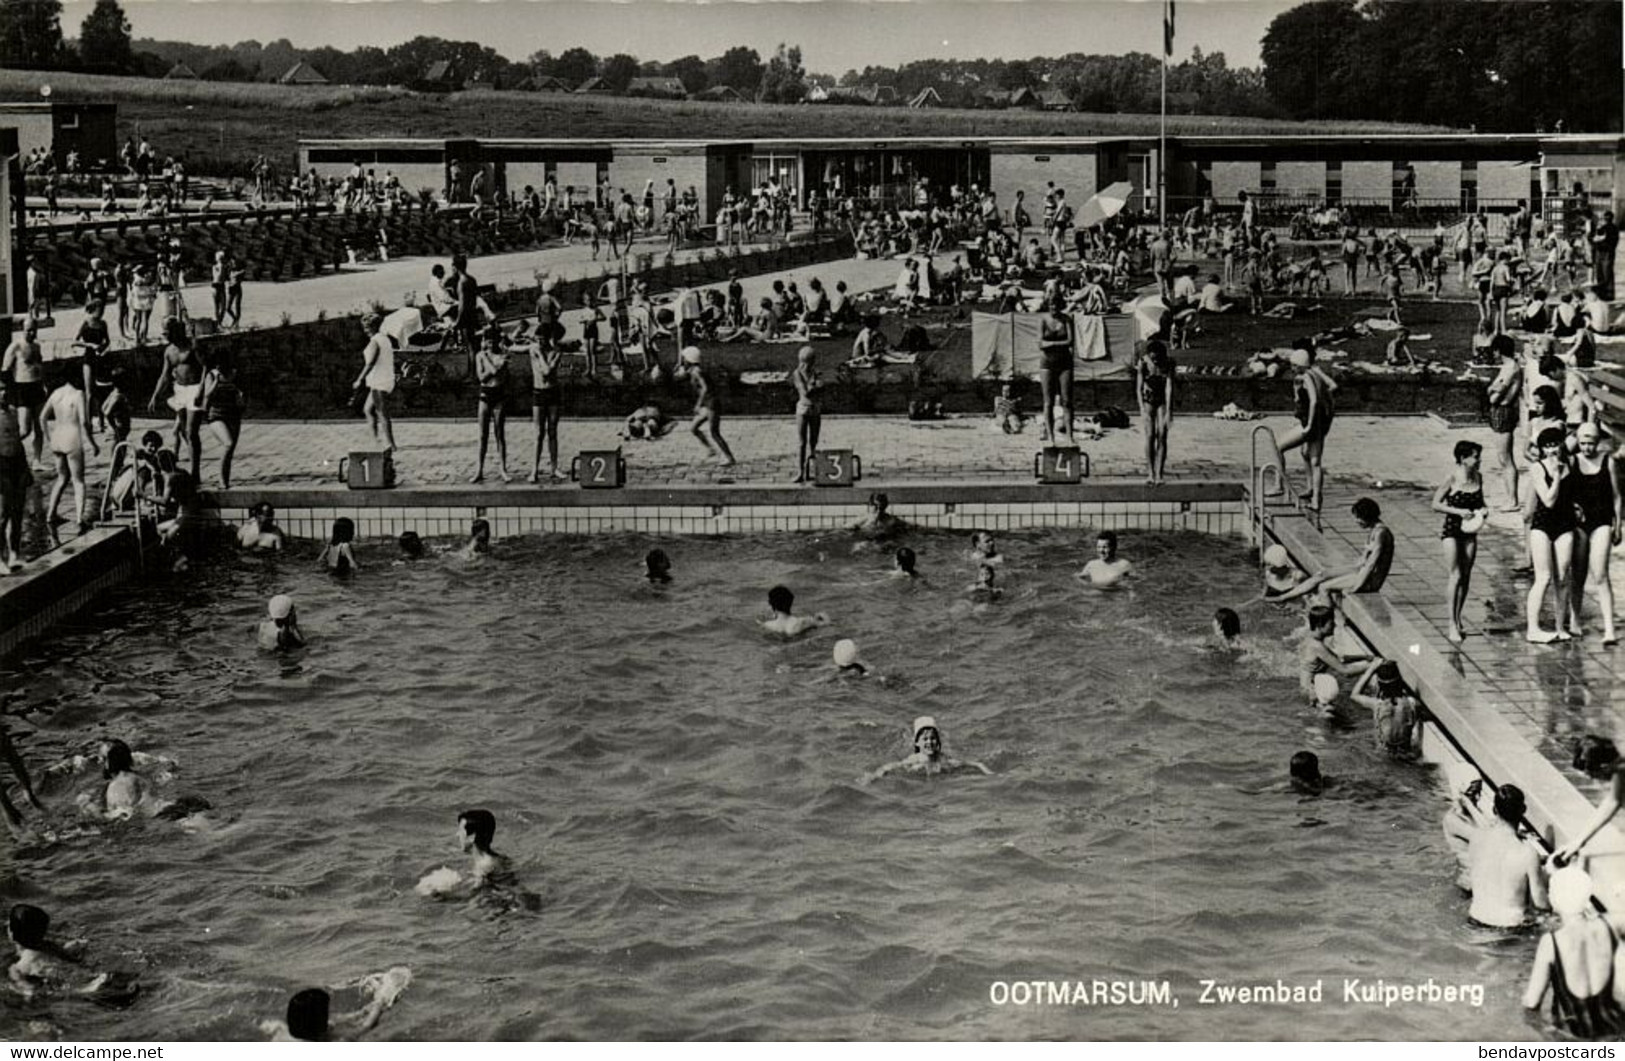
[147,318,205,481]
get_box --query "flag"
[1163,0,1176,57]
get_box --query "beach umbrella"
[1129,293,1168,340]
[1076,181,1134,230]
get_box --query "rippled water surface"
[1,530,1547,1040]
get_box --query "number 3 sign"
[809,449,862,487]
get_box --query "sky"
[57,0,1303,74]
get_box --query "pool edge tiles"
[0,527,140,660]
[1261,507,1625,910]
[204,480,1250,539]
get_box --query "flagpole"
[1159,0,1168,230]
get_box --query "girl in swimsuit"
[1037,295,1074,443]
[200,356,244,490]
[41,375,99,534]
[472,327,511,484]
[1523,867,1625,1038]
[1136,339,1175,485]
[1568,422,1620,644]
[1276,344,1332,513]
[792,346,821,485]
[1432,440,1488,643]
[1526,426,1578,643]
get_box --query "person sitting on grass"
[717,299,782,344]
[1385,328,1417,368]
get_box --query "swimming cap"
[1287,348,1313,369]
[268,594,294,620]
[1550,866,1594,915]
[1263,544,1290,568]
[680,346,702,364]
[833,639,860,668]
[1577,422,1602,442]
[912,715,938,740]
[1312,673,1340,703]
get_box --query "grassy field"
[0,68,1455,174]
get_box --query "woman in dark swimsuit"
[1037,294,1074,443]
[1568,422,1620,644]
[1523,866,1625,1039]
[199,355,244,490]
[1525,425,1578,644]
[1136,339,1174,485]
[1276,342,1333,513]
[1432,440,1488,644]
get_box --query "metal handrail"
[1248,424,1294,563]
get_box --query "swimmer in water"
[7,905,132,1005]
[832,638,872,677]
[1261,544,1302,599]
[457,809,512,888]
[237,502,285,551]
[1290,751,1324,795]
[1466,783,1548,930]
[967,563,1001,599]
[397,531,424,560]
[100,739,147,817]
[1298,605,1371,696]
[853,492,904,541]
[761,585,828,637]
[1077,530,1132,586]
[1349,658,1424,759]
[258,594,306,652]
[318,517,358,574]
[645,548,672,583]
[1309,672,1342,719]
[891,547,918,579]
[863,716,992,782]
[459,518,492,560]
[1213,607,1242,647]
[968,530,1003,566]
[0,717,43,831]
[269,984,394,1042]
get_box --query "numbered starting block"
[337,451,396,490]
[572,449,627,489]
[808,449,862,487]
[1034,447,1088,484]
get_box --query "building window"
[1325,159,1342,206]
[1461,181,1479,215]
[1260,160,1276,195]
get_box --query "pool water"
[1,529,1547,1040]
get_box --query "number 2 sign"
[571,450,627,489]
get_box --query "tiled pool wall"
[0,527,139,659]
[205,484,1250,540]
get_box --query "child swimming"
[459,518,492,560]
[1077,530,1132,586]
[257,594,306,652]
[318,517,358,574]
[761,585,828,637]
[1212,607,1242,647]
[645,548,672,583]
[863,716,992,782]
[891,547,918,579]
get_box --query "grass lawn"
[0,68,1455,175]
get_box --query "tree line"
[1,0,1619,130]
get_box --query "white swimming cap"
[268,594,294,620]
[1263,544,1291,568]
[833,639,860,668]
[680,346,702,364]
[1312,673,1340,703]
[1550,866,1595,915]
[1288,348,1313,369]
[912,715,938,740]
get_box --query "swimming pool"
[1,529,1545,1040]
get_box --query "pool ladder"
[96,441,153,565]
[1248,425,1317,563]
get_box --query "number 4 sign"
[1034,447,1088,484]
[571,450,627,489]
[809,449,862,487]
